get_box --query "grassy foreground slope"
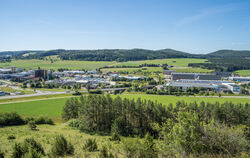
[0,94,249,118]
[0,124,112,158]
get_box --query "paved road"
[0,85,129,99]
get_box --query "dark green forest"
[188,58,250,72]
[1,49,250,62]
[62,95,250,157]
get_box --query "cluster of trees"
[189,58,250,72]
[0,112,54,127]
[0,56,11,63]
[62,95,249,157]
[28,81,59,89]
[62,95,168,136]
[103,63,164,69]
[62,95,249,136]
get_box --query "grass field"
[114,58,209,67]
[0,94,249,118]
[0,59,116,70]
[169,67,213,73]
[101,66,212,74]
[0,58,208,71]
[0,86,35,95]
[234,70,250,76]
[0,93,73,103]
[101,67,163,73]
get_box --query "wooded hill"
[1,49,250,61]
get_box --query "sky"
[0,0,250,54]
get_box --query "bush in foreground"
[0,112,25,127]
[0,150,4,158]
[34,116,54,125]
[28,120,37,131]
[50,135,74,157]
[83,138,98,152]
[12,138,45,158]
[98,146,114,158]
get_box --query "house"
[163,70,176,75]
[142,85,155,90]
[212,71,232,77]
[14,91,22,95]
[197,74,221,80]
[0,68,11,74]
[167,81,219,91]
[222,83,241,93]
[229,77,250,82]
[35,67,48,80]
[171,73,197,80]
[0,91,5,96]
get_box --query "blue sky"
[0,0,250,53]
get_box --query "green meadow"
[115,58,209,67]
[0,59,116,70]
[101,67,163,73]
[169,67,213,73]
[0,94,249,118]
[0,58,209,71]
[234,70,250,76]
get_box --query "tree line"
[188,58,250,72]
[62,95,249,136]
[12,49,200,62]
[62,95,250,157]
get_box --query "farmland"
[234,70,250,76]
[115,58,209,67]
[0,94,249,118]
[0,58,210,71]
[101,67,163,74]
[0,59,116,70]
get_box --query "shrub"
[24,117,34,124]
[89,89,103,94]
[50,135,74,157]
[138,133,157,158]
[72,91,82,96]
[12,138,45,158]
[67,119,81,128]
[83,138,98,152]
[0,112,25,127]
[34,116,54,125]
[110,133,121,142]
[201,121,249,155]
[22,148,43,158]
[28,121,37,131]
[98,146,114,158]
[121,139,138,158]
[8,135,16,140]
[0,150,4,158]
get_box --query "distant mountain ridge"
[205,50,250,58]
[0,49,249,61]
